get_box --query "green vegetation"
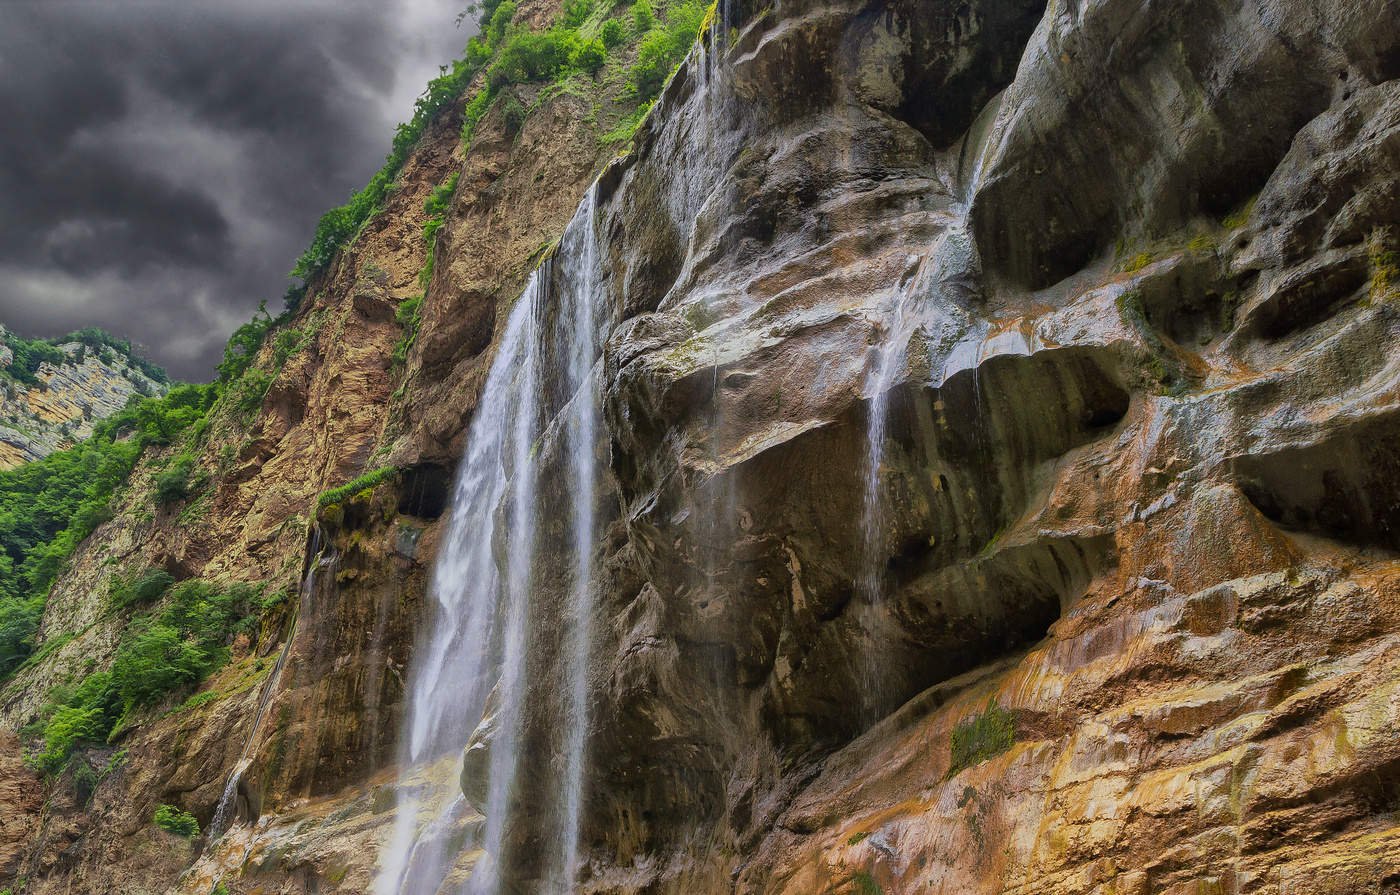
[28,579,265,772]
[847,830,869,846]
[154,456,197,506]
[0,384,216,677]
[153,804,200,838]
[419,172,460,289]
[108,568,175,612]
[1221,194,1258,231]
[629,0,706,100]
[853,871,883,895]
[391,172,462,371]
[601,17,626,48]
[289,59,481,287]
[1121,251,1156,274]
[317,466,400,512]
[947,701,1016,779]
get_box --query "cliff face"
[451,0,1400,889]
[0,327,168,468]
[2,0,1400,893]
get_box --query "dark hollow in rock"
[397,463,453,519]
[1246,250,1372,341]
[1233,410,1400,552]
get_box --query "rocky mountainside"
[2,0,1399,893]
[0,326,168,468]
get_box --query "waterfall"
[210,526,330,840]
[854,101,1001,718]
[377,184,609,895]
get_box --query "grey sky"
[0,0,473,380]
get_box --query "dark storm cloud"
[0,0,474,379]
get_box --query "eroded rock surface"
[453,0,1400,890]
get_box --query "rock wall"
[0,329,168,468]
[455,0,1400,890]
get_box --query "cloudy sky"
[0,0,473,380]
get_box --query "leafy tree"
[628,0,706,99]
[489,29,582,88]
[631,0,655,32]
[563,0,594,27]
[154,458,195,506]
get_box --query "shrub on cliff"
[28,579,264,772]
[601,18,626,49]
[154,457,195,506]
[108,568,175,611]
[629,0,706,100]
[489,30,582,88]
[573,37,607,74]
[153,804,199,838]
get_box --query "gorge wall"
[2,0,1400,893]
[0,326,168,468]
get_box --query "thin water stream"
[210,527,333,840]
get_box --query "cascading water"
[854,102,1002,717]
[376,185,609,895]
[210,527,331,840]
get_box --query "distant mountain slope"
[0,325,169,468]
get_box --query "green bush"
[947,701,1016,778]
[628,0,705,100]
[631,0,655,32]
[154,457,195,506]
[229,369,272,421]
[489,29,581,89]
[108,568,175,611]
[573,38,607,74]
[393,297,424,369]
[317,466,400,511]
[562,0,594,27]
[601,18,626,48]
[423,172,460,222]
[217,303,274,384]
[499,94,529,136]
[487,1,517,43]
[272,326,312,367]
[153,804,200,838]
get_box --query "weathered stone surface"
[449,0,1400,889]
